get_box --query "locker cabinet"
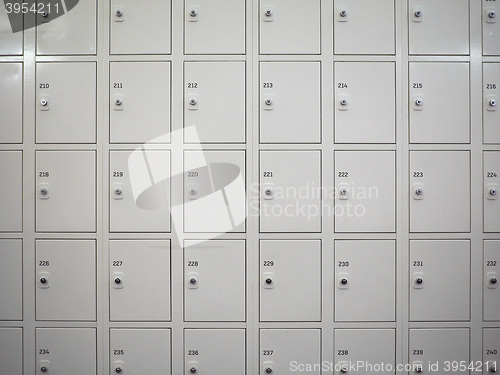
[484,240,500,321]
[36,328,96,375]
[110,150,170,233]
[184,329,245,375]
[410,151,470,233]
[484,63,500,144]
[0,7,22,55]
[110,0,171,54]
[0,151,22,232]
[260,240,321,322]
[483,329,500,373]
[184,150,245,233]
[0,239,22,320]
[110,240,171,321]
[184,61,246,143]
[184,240,245,322]
[409,329,470,375]
[334,62,396,144]
[110,62,171,143]
[36,240,96,321]
[334,0,395,55]
[334,240,395,322]
[334,151,396,232]
[260,62,321,143]
[334,329,396,374]
[260,329,321,375]
[0,328,23,374]
[184,0,245,54]
[484,152,500,232]
[408,0,469,55]
[260,150,321,232]
[410,240,470,322]
[409,62,470,144]
[36,62,97,144]
[36,151,96,232]
[260,0,321,54]
[483,0,500,55]
[0,63,22,143]
[110,329,171,375]
[36,0,97,55]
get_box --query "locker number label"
[113,83,123,89]
[486,83,497,90]
[112,261,123,267]
[188,350,199,355]
[263,83,273,88]
[39,172,49,178]
[412,83,423,89]
[113,350,124,355]
[263,261,274,266]
[337,83,348,89]
[39,83,50,89]
[39,349,50,355]
[39,260,50,266]
[187,83,198,89]
[263,350,273,355]
[187,261,199,267]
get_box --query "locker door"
[260,150,322,233]
[0,240,22,320]
[184,240,245,322]
[184,329,245,375]
[334,62,396,143]
[484,240,500,321]
[260,62,321,143]
[484,152,500,232]
[184,0,245,54]
[408,0,469,55]
[484,63,500,144]
[334,329,395,374]
[184,61,246,143]
[36,328,96,375]
[260,240,321,322]
[260,329,321,375]
[483,0,500,56]
[0,63,23,143]
[110,0,171,54]
[483,329,500,374]
[110,329,171,375]
[409,62,470,144]
[109,150,170,233]
[335,240,395,322]
[260,0,320,54]
[0,151,22,232]
[36,0,97,55]
[36,62,97,144]
[0,7,22,55]
[110,62,171,143]
[410,151,470,233]
[0,328,23,374]
[410,240,470,322]
[409,329,470,375]
[36,240,96,321]
[184,150,245,233]
[36,151,96,232]
[335,151,396,233]
[110,240,171,321]
[334,0,395,55]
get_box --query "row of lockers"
[1,61,499,144]
[0,327,498,375]
[1,239,499,322]
[1,0,499,56]
[0,150,497,233]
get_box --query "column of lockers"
[0,6,25,375]
[406,0,475,371]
